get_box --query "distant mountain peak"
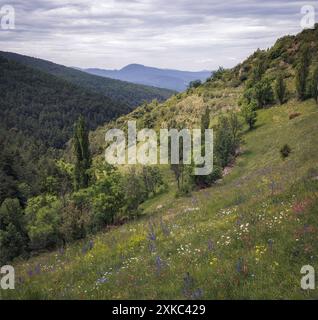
[121,63,146,71]
[83,64,212,92]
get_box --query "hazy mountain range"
[81,64,212,92]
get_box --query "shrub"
[123,168,147,216]
[280,144,292,159]
[289,112,301,120]
[25,195,62,250]
[60,201,91,242]
[241,100,258,130]
[0,198,28,263]
[254,78,275,108]
[188,80,202,89]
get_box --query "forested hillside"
[0,51,175,108]
[0,51,174,207]
[0,56,130,149]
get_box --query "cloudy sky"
[0,0,316,71]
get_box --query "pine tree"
[311,65,318,104]
[274,74,286,104]
[73,116,91,190]
[296,45,311,100]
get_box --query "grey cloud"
[0,0,316,70]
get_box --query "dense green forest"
[0,52,173,210]
[0,56,131,148]
[0,51,175,108]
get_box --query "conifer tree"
[73,116,91,190]
[296,45,311,100]
[274,74,286,104]
[311,65,318,104]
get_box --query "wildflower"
[207,239,214,251]
[34,264,41,275]
[182,272,194,298]
[148,222,156,241]
[160,218,170,237]
[88,240,94,250]
[155,256,164,274]
[236,258,242,273]
[210,257,218,266]
[96,277,108,284]
[191,288,204,300]
[149,241,156,253]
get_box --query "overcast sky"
[0,0,316,71]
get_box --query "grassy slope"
[3,98,318,300]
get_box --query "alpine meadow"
[1,1,318,302]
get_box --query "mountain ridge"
[82,64,212,92]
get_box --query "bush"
[188,80,202,89]
[254,78,275,108]
[72,168,125,231]
[0,198,28,263]
[60,201,90,242]
[289,112,301,120]
[25,195,62,250]
[280,144,292,159]
[123,168,147,215]
[241,100,257,130]
[193,165,222,188]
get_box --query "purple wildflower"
[149,241,156,253]
[34,264,41,275]
[96,277,108,284]
[268,239,274,252]
[208,239,214,251]
[191,288,204,300]
[236,258,242,273]
[148,231,156,241]
[182,272,194,297]
[88,240,94,250]
[182,273,203,299]
[160,219,170,237]
[155,256,164,274]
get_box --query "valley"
[1,23,318,300]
